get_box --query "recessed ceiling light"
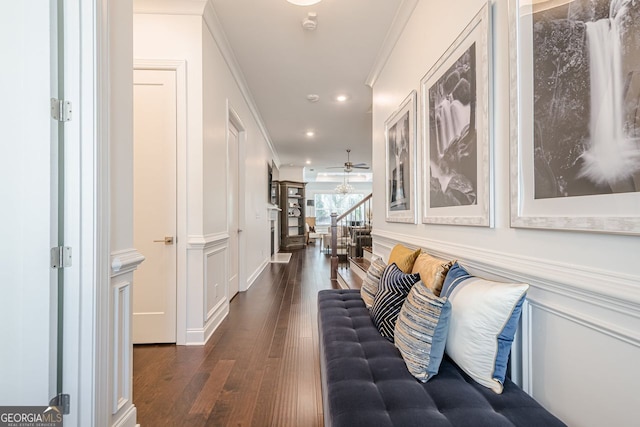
[287,0,321,5]
[306,131,315,137]
[306,160,311,165]
[336,95,348,102]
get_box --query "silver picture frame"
[421,2,492,227]
[385,90,418,224]
[509,0,640,235]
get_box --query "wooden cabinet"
[278,181,306,250]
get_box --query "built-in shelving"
[277,180,306,250]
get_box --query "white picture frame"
[385,90,418,224]
[421,2,492,227]
[509,0,640,235]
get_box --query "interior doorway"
[132,67,178,344]
[228,107,245,299]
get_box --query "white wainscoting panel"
[112,281,131,414]
[526,301,640,427]
[109,249,143,427]
[372,230,640,426]
[186,233,230,345]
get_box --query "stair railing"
[330,193,373,281]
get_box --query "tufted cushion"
[318,289,566,427]
[370,264,421,341]
[360,258,387,309]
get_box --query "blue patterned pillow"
[441,262,528,393]
[395,281,451,382]
[370,263,421,341]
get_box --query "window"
[314,193,365,225]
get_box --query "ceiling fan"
[328,149,370,172]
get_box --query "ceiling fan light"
[287,0,322,5]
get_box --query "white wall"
[278,165,305,182]
[110,1,140,426]
[202,10,274,286]
[134,5,276,345]
[372,1,640,426]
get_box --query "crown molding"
[365,0,419,88]
[202,1,282,168]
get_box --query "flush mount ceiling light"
[287,0,321,5]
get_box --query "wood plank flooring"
[133,246,337,427]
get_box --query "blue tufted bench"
[318,289,566,427]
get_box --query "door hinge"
[51,98,72,122]
[49,393,70,415]
[51,246,72,269]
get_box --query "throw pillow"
[388,244,421,273]
[370,263,421,341]
[394,281,451,382]
[360,257,387,309]
[441,262,529,394]
[411,253,455,296]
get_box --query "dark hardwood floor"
[133,245,336,426]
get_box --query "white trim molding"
[185,301,229,346]
[372,230,640,317]
[111,281,132,415]
[246,258,269,292]
[110,249,145,277]
[202,1,280,167]
[366,0,419,88]
[187,232,229,250]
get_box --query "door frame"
[133,59,188,345]
[227,102,247,292]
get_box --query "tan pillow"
[411,253,455,296]
[388,244,421,274]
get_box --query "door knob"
[153,236,174,245]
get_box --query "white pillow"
[441,262,528,394]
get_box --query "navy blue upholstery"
[318,289,566,427]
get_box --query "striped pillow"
[394,281,451,382]
[360,258,387,309]
[370,263,421,341]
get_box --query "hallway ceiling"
[209,0,404,178]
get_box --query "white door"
[133,69,177,344]
[229,123,240,300]
[0,0,74,410]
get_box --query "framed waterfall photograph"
[421,2,492,227]
[385,90,417,223]
[509,0,640,235]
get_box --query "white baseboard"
[245,258,269,291]
[111,404,137,427]
[185,301,229,346]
